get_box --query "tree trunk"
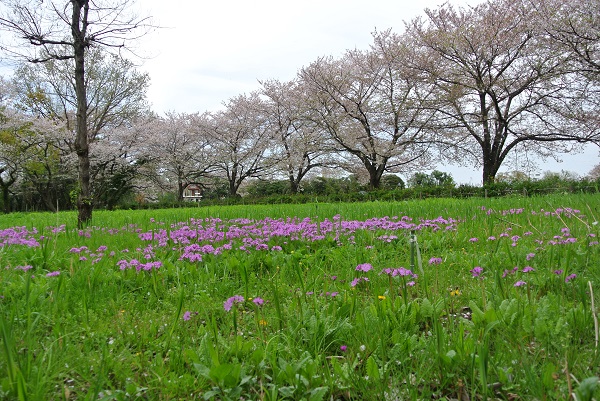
[228,180,238,197]
[367,163,384,190]
[288,171,299,194]
[0,173,15,213]
[178,180,185,202]
[482,155,499,185]
[1,184,10,214]
[71,1,92,227]
[368,174,380,190]
[228,166,239,197]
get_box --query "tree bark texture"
[71,1,92,227]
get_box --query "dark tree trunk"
[482,141,501,185]
[288,165,302,194]
[288,174,299,194]
[178,180,185,202]
[0,172,15,213]
[71,1,92,227]
[366,162,385,190]
[482,163,497,185]
[228,166,239,197]
[228,180,238,197]
[1,184,10,213]
[368,174,380,190]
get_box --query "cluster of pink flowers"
[350,277,370,287]
[355,263,373,272]
[381,267,417,279]
[223,295,245,311]
[117,259,162,272]
[502,266,521,278]
[429,257,443,265]
[0,227,40,248]
[251,297,265,306]
[69,245,113,264]
[470,266,484,278]
[3,206,594,309]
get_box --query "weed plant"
[0,194,599,400]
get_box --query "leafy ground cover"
[0,195,599,400]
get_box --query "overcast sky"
[139,0,467,114]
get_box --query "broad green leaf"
[309,386,329,401]
[366,356,380,381]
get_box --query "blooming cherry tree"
[299,33,437,189]
[407,0,599,184]
[203,92,276,197]
[259,78,333,194]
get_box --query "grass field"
[1,194,599,400]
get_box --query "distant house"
[183,183,203,202]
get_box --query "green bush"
[92,173,600,212]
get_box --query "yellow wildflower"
[450,288,461,297]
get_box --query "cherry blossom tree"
[13,48,150,145]
[537,0,600,157]
[0,0,152,226]
[588,163,600,180]
[0,78,18,211]
[0,108,73,212]
[203,92,275,197]
[537,0,600,75]
[259,78,332,194]
[143,112,212,202]
[299,33,437,189]
[89,117,153,209]
[407,0,599,184]
[0,111,35,212]
[1,75,75,212]
[10,47,150,209]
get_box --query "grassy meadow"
[0,194,599,400]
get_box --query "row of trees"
[240,170,600,204]
[1,0,599,218]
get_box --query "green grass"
[0,194,599,400]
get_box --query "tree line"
[0,0,599,218]
[121,170,600,210]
